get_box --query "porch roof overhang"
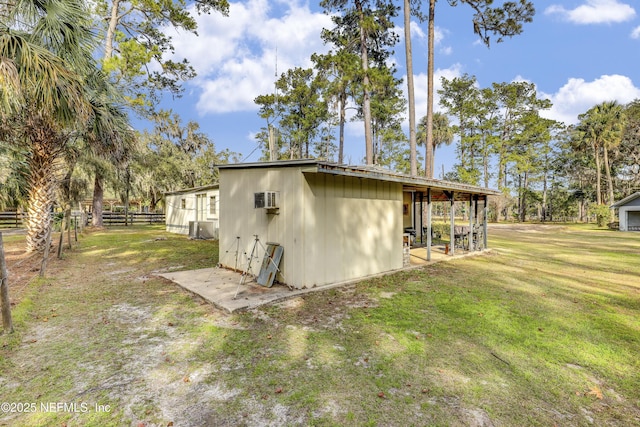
[302,162,501,202]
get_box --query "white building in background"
[165,184,219,239]
[612,192,640,231]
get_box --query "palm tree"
[576,101,624,208]
[0,0,129,251]
[417,112,453,178]
[598,101,624,207]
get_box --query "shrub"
[588,204,612,228]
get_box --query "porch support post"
[483,197,489,249]
[474,195,479,225]
[411,191,416,236]
[419,192,424,245]
[449,192,455,256]
[473,195,479,251]
[427,188,432,261]
[468,195,474,251]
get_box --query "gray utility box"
[188,221,216,239]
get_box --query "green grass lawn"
[1,224,639,426]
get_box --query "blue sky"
[160,0,640,175]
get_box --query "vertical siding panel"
[344,176,352,199]
[292,168,307,287]
[325,174,339,285]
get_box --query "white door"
[196,194,207,221]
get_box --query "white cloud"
[407,20,445,45]
[512,75,532,84]
[440,46,453,55]
[545,0,636,24]
[540,74,640,124]
[409,20,426,39]
[165,0,333,114]
[631,26,640,38]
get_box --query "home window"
[181,198,186,209]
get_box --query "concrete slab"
[157,267,316,313]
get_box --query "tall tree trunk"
[339,90,346,164]
[92,172,104,227]
[542,170,548,222]
[520,172,528,222]
[424,142,429,178]
[425,0,435,177]
[268,125,276,161]
[404,0,417,176]
[593,143,602,205]
[603,145,615,206]
[356,0,374,165]
[124,165,130,226]
[603,145,615,221]
[150,188,158,212]
[105,0,120,59]
[517,174,522,221]
[0,233,14,334]
[25,136,60,253]
[483,148,489,188]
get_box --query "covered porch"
[402,183,498,264]
[309,162,500,265]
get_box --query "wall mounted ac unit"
[254,191,279,209]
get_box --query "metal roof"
[217,159,500,199]
[164,183,219,196]
[216,159,319,169]
[611,192,640,208]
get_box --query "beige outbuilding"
[165,184,220,239]
[217,160,499,290]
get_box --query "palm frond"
[0,32,89,123]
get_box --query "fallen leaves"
[586,385,603,400]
